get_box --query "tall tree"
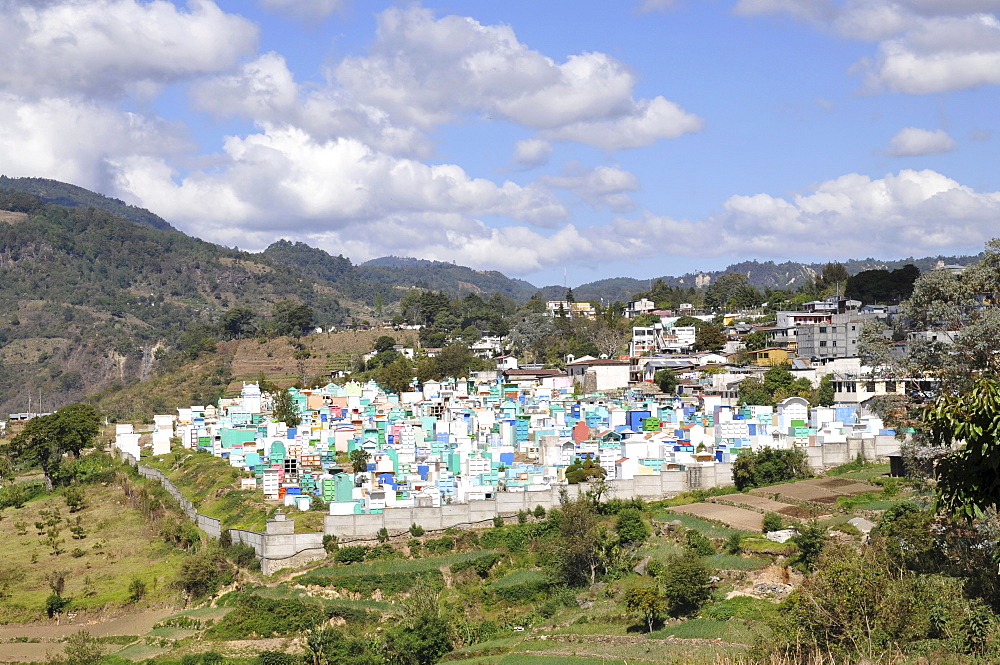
[271,389,299,428]
[10,404,101,490]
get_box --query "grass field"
[301,549,498,579]
[651,512,750,539]
[0,483,187,623]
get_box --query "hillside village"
[104,286,921,529]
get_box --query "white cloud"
[542,96,703,151]
[735,0,1000,94]
[259,0,346,21]
[886,127,957,156]
[542,165,640,212]
[0,94,192,194]
[512,139,552,168]
[0,0,258,98]
[680,169,1000,259]
[331,6,702,149]
[191,52,432,156]
[115,125,567,242]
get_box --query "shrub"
[128,577,146,603]
[517,510,529,524]
[322,534,338,555]
[45,593,69,618]
[493,515,504,528]
[377,527,389,543]
[409,523,425,537]
[792,522,827,571]
[63,486,86,513]
[762,512,783,533]
[424,536,454,555]
[336,545,367,564]
[177,548,235,598]
[207,594,325,639]
[615,508,651,545]
[661,550,712,616]
[533,505,546,519]
[723,532,742,554]
[451,552,501,578]
[732,447,810,490]
[685,529,715,556]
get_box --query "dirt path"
[0,606,175,642]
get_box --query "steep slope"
[0,175,175,231]
[0,193,347,415]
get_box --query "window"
[885,381,896,393]
[832,341,837,346]
[865,381,876,392]
[832,327,837,333]
[819,341,827,347]
[820,326,827,333]
[851,325,856,331]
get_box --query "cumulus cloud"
[0,0,258,98]
[331,5,702,149]
[115,125,567,241]
[735,0,1000,94]
[0,94,192,194]
[541,165,640,212]
[886,127,957,156]
[259,0,346,21]
[640,168,1000,260]
[543,96,703,150]
[117,158,1000,275]
[512,139,552,168]
[191,52,432,156]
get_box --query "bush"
[661,550,712,616]
[685,529,715,556]
[323,534,339,555]
[723,533,742,554]
[63,486,86,513]
[177,548,235,598]
[207,594,325,639]
[45,593,69,618]
[409,523,425,537]
[762,512,783,533]
[492,515,504,528]
[424,536,454,555]
[533,505,546,519]
[792,522,827,571]
[615,508,651,545]
[128,577,146,603]
[336,545,367,564]
[377,527,389,543]
[732,447,810,491]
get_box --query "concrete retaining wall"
[324,464,736,540]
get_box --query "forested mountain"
[358,256,537,300]
[0,176,175,231]
[0,192,347,415]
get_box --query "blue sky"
[1,0,999,287]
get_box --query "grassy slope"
[0,484,186,623]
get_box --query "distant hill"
[0,176,175,231]
[358,256,537,300]
[537,256,981,304]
